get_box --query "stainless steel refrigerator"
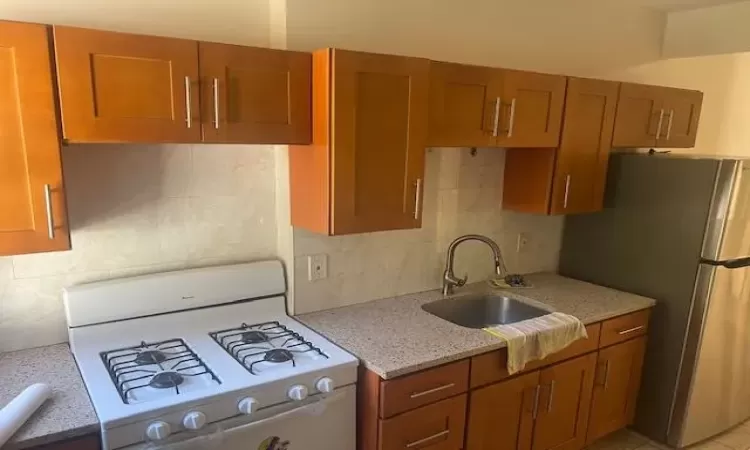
[559,152,750,448]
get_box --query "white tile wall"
[293,147,564,314]
[0,144,279,353]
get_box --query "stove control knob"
[146,420,171,441]
[182,411,207,430]
[238,397,259,415]
[288,384,309,401]
[316,377,335,393]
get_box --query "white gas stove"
[63,261,358,450]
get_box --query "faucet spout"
[442,234,506,296]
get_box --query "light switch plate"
[307,254,328,281]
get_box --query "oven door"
[148,385,356,450]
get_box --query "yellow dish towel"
[484,312,588,375]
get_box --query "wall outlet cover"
[307,254,328,281]
[517,232,530,253]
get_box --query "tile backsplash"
[292,147,564,314]
[0,144,278,352]
[0,145,563,352]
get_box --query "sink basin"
[421,294,550,329]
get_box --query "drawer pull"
[618,325,645,335]
[406,429,450,448]
[409,383,455,399]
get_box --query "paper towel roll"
[0,383,52,447]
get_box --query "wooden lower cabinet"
[466,371,539,450]
[586,336,647,444]
[532,354,597,450]
[31,434,100,449]
[380,394,467,450]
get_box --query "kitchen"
[1,0,749,449]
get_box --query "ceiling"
[628,0,750,11]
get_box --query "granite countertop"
[297,273,656,379]
[0,344,99,449]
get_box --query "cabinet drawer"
[470,323,601,388]
[599,309,650,348]
[379,394,467,450]
[380,360,469,418]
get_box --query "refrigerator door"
[702,160,750,262]
[671,264,750,447]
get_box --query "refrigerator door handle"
[701,257,750,269]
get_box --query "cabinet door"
[612,83,662,148]
[54,26,200,143]
[532,353,597,450]
[0,21,70,256]
[658,88,703,148]
[496,70,566,148]
[331,50,429,234]
[428,61,501,147]
[466,371,539,450]
[199,43,311,144]
[550,78,619,215]
[587,336,647,444]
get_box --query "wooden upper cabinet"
[53,26,201,143]
[658,88,702,148]
[466,371,539,450]
[289,49,429,236]
[532,353,597,450]
[549,78,619,215]
[612,83,662,148]
[0,21,70,256]
[504,77,619,215]
[428,61,499,147]
[497,70,567,148]
[613,83,703,148]
[198,43,311,144]
[587,336,647,444]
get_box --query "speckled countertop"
[297,273,656,379]
[0,344,99,449]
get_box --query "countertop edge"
[8,423,100,450]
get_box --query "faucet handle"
[456,274,468,287]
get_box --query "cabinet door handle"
[409,382,454,399]
[532,384,541,419]
[212,77,220,129]
[655,108,664,139]
[547,380,556,413]
[597,360,610,389]
[492,97,501,137]
[618,325,645,335]
[666,109,674,140]
[44,184,55,239]
[405,429,450,448]
[563,175,571,209]
[184,76,192,129]
[413,178,423,220]
[507,98,517,138]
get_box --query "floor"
[586,422,750,450]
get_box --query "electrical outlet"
[517,233,530,253]
[307,254,328,281]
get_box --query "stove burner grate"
[101,338,220,404]
[210,321,328,375]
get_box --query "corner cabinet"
[0,21,70,256]
[53,26,311,144]
[503,77,619,215]
[428,62,566,148]
[612,82,702,149]
[359,310,650,450]
[289,49,429,235]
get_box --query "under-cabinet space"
[289,49,429,235]
[0,20,70,256]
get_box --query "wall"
[663,1,750,58]
[0,145,278,352]
[0,0,270,46]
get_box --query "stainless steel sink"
[421,294,550,329]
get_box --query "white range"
[63,260,358,450]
